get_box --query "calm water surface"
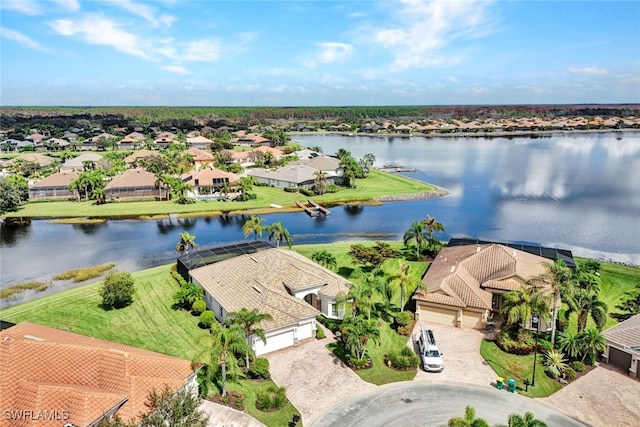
[1,132,639,305]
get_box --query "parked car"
[417,324,444,372]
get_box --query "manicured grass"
[227,380,301,427]
[6,169,436,218]
[480,339,562,398]
[0,264,209,360]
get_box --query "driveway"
[539,364,640,427]
[265,324,375,425]
[411,321,497,386]
[200,400,265,427]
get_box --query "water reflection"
[0,222,32,247]
[72,222,107,235]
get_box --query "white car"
[417,324,444,372]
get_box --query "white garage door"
[297,321,315,340]
[254,329,295,355]
[418,304,458,327]
[461,310,484,329]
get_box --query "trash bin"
[496,377,504,390]
[507,378,516,393]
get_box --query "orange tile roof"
[0,322,196,427]
[181,168,240,186]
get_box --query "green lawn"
[6,169,436,219]
[480,339,561,398]
[227,380,301,427]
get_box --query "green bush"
[199,310,215,329]
[386,346,420,370]
[255,385,287,411]
[299,188,314,197]
[100,271,135,309]
[348,356,371,369]
[395,311,413,327]
[563,367,577,381]
[584,352,596,366]
[191,299,206,315]
[315,326,326,339]
[495,329,535,355]
[283,187,298,193]
[397,324,414,337]
[571,361,585,372]
[248,357,271,380]
[316,315,342,332]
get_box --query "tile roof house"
[153,132,176,148]
[0,322,198,427]
[603,314,640,379]
[414,241,568,329]
[186,135,213,149]
[117,132,147,150]
[248,164,333,190]
[185,147,216,170]
[123,149,159,166]
[181,168,240,199]
[188,246,351,354]
[3,153,56,168]
[60,153,104,172]
[28,171,79,201]
[105,168,166,201]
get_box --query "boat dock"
[296,199,330,217]
[379,163,416,172]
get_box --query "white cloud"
[0,27,48,51]
[161,64,190,75]
[370,0,496,71]
[305,42,354,68]
[51,0,80,12]
[448,76,459,83]
[182,40,220,62]
[50,16,150,59]
[568,67,608,75]
[0,0,42,15]
[110,0,176,28]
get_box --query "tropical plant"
[313,170,327,195]
[100,271,135,309]
[192,299,206,315]
[347,242,399,269]
[174,282,204,309]
[176,232,198,254]
[556,331,582,360]
[536,260,574,344]
[544,349,568,378]
[340,315,380,361]
[390,261,422,311]
[199,310,215,329]
[255,385,287,411]
[0,177,24,214]
[242,215,265,241]
[421,215,446,256]
[247,357,271,379]
[578,328,606,364]
[267,222,291,248]
[615,282,640,320]
[501,286,549,329]
[507,411,548,427]
[447,406,491,427]
[311,250,338,270]
[403,221,427,259]
[225,308,272,369]
[195,322,248,397]
[571,288,608,333]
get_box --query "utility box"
[507,378,516,393]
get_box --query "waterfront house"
[28,171,79,200]
[180,167,240,198]
[104,168,166,200]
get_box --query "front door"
[304,293,321,310]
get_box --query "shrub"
[299,188,314,197]
[348,356,371,369]
[315,326,326,339]
[283,187,298,193]
[395,311,413,327]
[571,361,585,372]
[387,346,420,370]
[316,315,342,333]
[495,329,535,355]
[255,385,287,411]
[397,324,414,337]
[584,352,596,366]
[100,271,135,309]
[199,310,215,329]
[563,367,577,381]
[191,299,206,315]
[248,357,271,380]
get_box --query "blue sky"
[1,0,639,106]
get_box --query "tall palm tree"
[340,315,380,360]
[571,288,608,333]
[225,308,272,369]
[578,327,606,363]
[448,406,491,427]
[403,221,427,260]
[176,232,198,254]
[196,323,248,397]
[501,285,550,329]
[390,261,421,311]
[508,411,548,427]
[311,250,337,271]
[536,260,574,344]
[422,215,446,256]
[267,222,292,248]
[313,170,327,195]
[243,215,265,241]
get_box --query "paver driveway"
[411,321,497,386]
[265,325,375,425]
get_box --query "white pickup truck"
[417,324,444,372]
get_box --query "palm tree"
[267,222,291,248]
[313,170,327,195]
[196,323,248,397]
[337,277,377,320]
[508,412,548,427]
[578,327,606,363]
[340,315,380,360]
[311,250,337,270]
[403,221,427,260]
[422,215,446,256]
[556,331,582,360]
[536,260,574,344]
[92,187,106,204]
[448,406,491,427]
[390,261,421,311]
[176,232,198,254]
[225,308,272,369]
[571,288,608,333]
[501,285,549,329]
[243,215,265,241]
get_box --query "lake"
[1,132,639,305]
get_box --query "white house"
[188,246,350,355]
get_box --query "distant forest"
[1,105,638,130]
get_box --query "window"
[331,303,338,317]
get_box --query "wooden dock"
[296,200,318,217]
[308,199,331,215]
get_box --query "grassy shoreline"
[3,169,439,220]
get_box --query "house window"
[331,303,338,317]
